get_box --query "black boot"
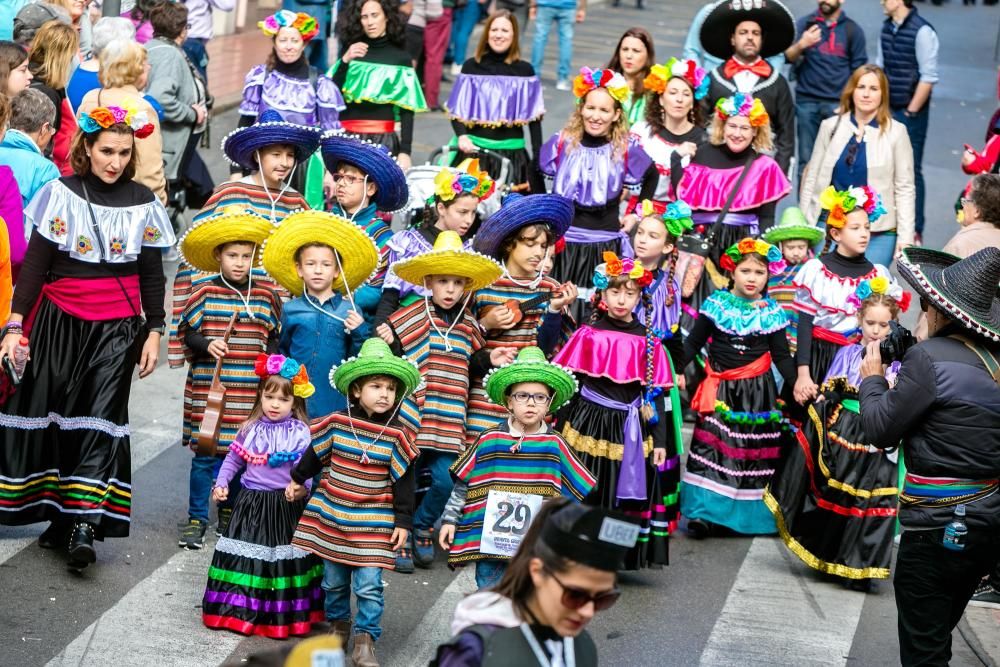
[67,522,97,570]
[38,519,72,549]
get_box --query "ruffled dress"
[239,61,345,131]
[446,52,545,186]
[202,416,323,638]
[765,345,900,581]
[679,290,796,535]
[553,315,676,569]
[629,122,707,204]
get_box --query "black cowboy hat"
[699,0,796,61]
[897,246,1000,342]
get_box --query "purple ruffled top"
[824,344,901,388]
[635,269,681,340]
[384,228,474,300]
[215,415,312,492]
[446,74,545,127]
[537,133,653,208]
[239,64,345,131]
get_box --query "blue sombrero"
[473,193,574,259]
[221,109,322,172]
[319,131,409,211]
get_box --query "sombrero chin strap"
[219,243,257,319]
[424,289,472,353]
[255,150,297,224]
[501,260,544,290]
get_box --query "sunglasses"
[845,141,861,168]
[545,568,621,611]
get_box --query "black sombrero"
[700,0,796,60]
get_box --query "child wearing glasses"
[438,347,595,590]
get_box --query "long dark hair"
[0,41,28,95]
[336,0,406,48]
[606,27,655,98]
[644,82,704,135]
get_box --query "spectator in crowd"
[51,0,94,58]
[447,0,486,78]
[419,0,454,109]
[124,0,162,44]
[0,94,24,285]
[800,64,915,267]
[181,0,236,82]
[405,0,434,67]
[283,0,335,69]
[12,2,71,48]
[28,20,79,176]
[683,0,784,74]
[784,0,866,185]
[877,0,938,244]
[0,41,33,98]
[0,88,60,208]
[606,27,655,127]
[530,0,586,91]
[67,17,136,112]
[79,38,167,204]
[0,0,32,42]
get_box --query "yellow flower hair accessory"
[819,185,886,228]
[429,159,495,204]
[714,94,769,128]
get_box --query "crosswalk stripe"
[699,537,867,666]
[385,568,476,667]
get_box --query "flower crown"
[847,276,911,312]
[819,185,887,228]
[572,66,629,104]
[719,237,786,275]
[254,354,316,399]
[78,104,154,139]
[259,10,319,41]
[643,58,710,100]
[640,199,694,238]
[429,159,495,204]
[592,251,653,290]
[715,94,769,127]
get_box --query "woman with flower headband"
[679,238,796,538]
[0,104,175,570]
[791,186,894,409]
[552,252,675,569]
[767,278,909,592]
[630,58,709,207]
[535,66,657,324]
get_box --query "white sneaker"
[450,62,462,77]
[555,79,570,91]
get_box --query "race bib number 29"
[480,490,544,557]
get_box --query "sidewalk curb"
[962,607,1000,667]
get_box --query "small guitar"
[482,284,568,331]
[195,313,238,457]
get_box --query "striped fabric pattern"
[0,469,131,525]
[179,283,281,455]
[768,265,799,352]
[448,427,596,564]
[389,301,485,454]
[292,412,419,568]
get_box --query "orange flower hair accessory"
[819,185,887,228]
[572,66,629,104]
[259,10,319,41]
[719,237,786,275]
[714,94,769,127]
[592,251,653,289]
[254,354,316,399]
[78,103,154,139]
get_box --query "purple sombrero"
[319,131,409,211]
[473,193,573,259]
[221,109,322,172]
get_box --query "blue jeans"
[893,106,929,236]
[531,5,575,82]
[322,562,385,639]
[475,559,507,590]
[448,0,484,66]
[188,454,240,522]
[865,231,897,269]
[412,451,458,531]
[795,97,840,188]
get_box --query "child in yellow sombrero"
[375,230,516,572]
[174,205,284,551]
[261,209,380,416]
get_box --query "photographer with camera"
[859,246,1000,666]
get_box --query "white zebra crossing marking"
[385,568,476,667]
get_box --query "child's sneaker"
[413,527,435,568]
[178,518,208,549]
[216,507,233,537]
[395,543,415,573]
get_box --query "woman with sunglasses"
[432,498,637,667]
[800,65,916,266]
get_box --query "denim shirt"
[278,292,371,417]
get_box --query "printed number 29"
[492,501,532,535]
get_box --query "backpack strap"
[950,334,1000,384]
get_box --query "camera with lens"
[862,321,917,364]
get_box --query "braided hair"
[662,242,680,308]
[640,286,657,422]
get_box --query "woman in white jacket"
[800,64,915,267]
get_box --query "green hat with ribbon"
[330,338,422,398]
[762,206,824,245]
[483,347,578,412]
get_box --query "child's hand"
[793,376,819,405]
[490,347,517,366]
[345,311,364,332]
[376,323,394,345]
[439,523,455,549]
[391,527,409,551]
[548,283,578,311]
[675,374,687,392]
[207,339,229,360]
[285,481,305,502]
[480,306,515,331]
[211,486,228,503]
[651,447,667,467]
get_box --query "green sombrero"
[762,207,824,245]
[330,338,422,397]
[483,347,578,412]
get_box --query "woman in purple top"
[446,10,545,189]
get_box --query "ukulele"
[195,313,238,457]
[482,284,568,331]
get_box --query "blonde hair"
[839,64,892,134]
[709,113,773,153]
[27,21,78,90]
[562,89,630,159]
[98,39,147,89]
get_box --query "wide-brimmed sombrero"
[260,209,379,296]
[320,132,409,212]
[483,346,578,412]
[221,109,323,172]
[897,246,1000,342]
[180,205,275,272]
[700,0,795,60]
[330,338,422,397]
[762,206,824,245]
[473,194,573,259]
[392,230,502,292]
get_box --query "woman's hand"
[793,372,818,405]
[894,241,913,258]
[674,374,686,392]
[343,42,369,63]
[211,486,228,503]
[652,447,667,467]
[548,283,578,311]
[138,332,160,379]
[438,523,455,550]
[676,141,698,159]
[480,305,515,331]
[457,135,477,153]
[396,153,412,171]
[192,103,207,125]
[620,213,639,233]
[860,341,887,379]
[392,527,410,551]
[0,331,23,365]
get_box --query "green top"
[624,91,646,127]
[329,59,428,112]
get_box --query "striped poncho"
[768,263,800,353]
[292,411,419,568]
[448,425,596,564]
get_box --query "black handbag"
[679,151,756,257]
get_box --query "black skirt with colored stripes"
[202,488,324,638]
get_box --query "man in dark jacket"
[859,246,1000,667]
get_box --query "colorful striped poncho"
[292,411,419,568]
[768,263,800,353]
[448,425,596,564]
[178,280,282,455]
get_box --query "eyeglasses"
[510,392,552,405]
[961,197,974,207]
[333,173,365,185]
[545,568,621,611]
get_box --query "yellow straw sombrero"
[391,230,501,292]
[180,205,275,273]
[260,209,379,296]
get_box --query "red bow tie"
[724,59,772,79]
